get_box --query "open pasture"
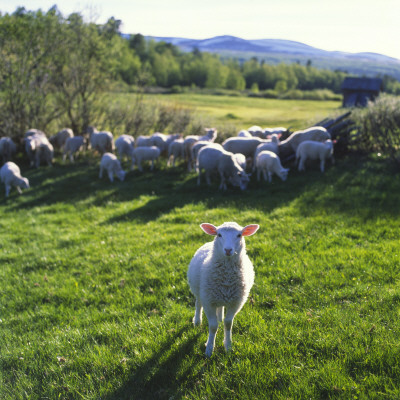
[1,151,400,399]
[117,92,341,131]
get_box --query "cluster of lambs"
[0,122,334,196]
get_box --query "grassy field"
[117,92,342,132]
[1,144,400,399]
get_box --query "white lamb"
[24,129,47,167]
[279,126,331,159]
[167,138,184,167]
[132,146,161,172]
[222,136,264,159]
[252,134,280,172]
[188,222,259,357]
[296,139,334,173]
[248,125,263,137]
[99,153,126,182]
[184,128,217,171]
[0,162,30,197]
[49,128,74,150]
[62,136,85,163]
[197,145,249,191]
[90,130,114,154]
[115,135,135,168]
[136,135,153,148]
[35,138,54,168]
[191,141,223,168]
[238,130,252,137]
[0,137,17,163]
[256,150,289,183]
[151,132,181,154]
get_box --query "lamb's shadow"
[104,323,203,400]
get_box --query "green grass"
[117,92,341,131]
[1,151,399,399]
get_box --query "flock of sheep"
[0,123,334,197]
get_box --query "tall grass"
[0,152,399,399]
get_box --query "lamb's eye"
[237,234,241,238]
[217,233,222,237]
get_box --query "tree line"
[1,6,399,140]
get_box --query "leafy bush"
[352,95,400,167]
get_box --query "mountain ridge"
[144,34,400,80]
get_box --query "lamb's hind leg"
[193,299,203,326]
[203,304,218,357]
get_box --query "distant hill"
[145,35,400,81]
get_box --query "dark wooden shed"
[341,77,382,107]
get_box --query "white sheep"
[248,125,263,137]
[24,129,46,139]
[90,131,114,154]
[279,126,331,159]
[35,136,54,168]
[132,146,161,172]
[252,134,280,172]
[24,129,47,167]
[0,162,29,197]
[222,136,264,159]
[184,128,217,171]
[191,141,223,168]
[0,137,17,163]
[263,127,286,138]
[49,128,74,150]
[115,135,135,168]
[167,138,185,167]
[187,222,259,357]
[136,135,153,148]
[99,153,126,182]
[62,136,85,163]
[238,130,252,137]
[296,139,334,173]
[256,150,289,183]
[197,145,249,190]
[151,132,181,154]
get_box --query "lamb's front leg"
[224,305,241,352]
[203,305,218,357]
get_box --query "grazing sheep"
[115,135,135,168]
[256,150,289,183]
[279,126,331,159]
[296,139,334,173]
[49,128,74,150]
[222,136,264,159]
[132,146,161,172]
[151,132,182,154]
[184,128,218,171]
[136,135,153,148]
[252,134,280,172]
[263,127,286,138]
[167,138,185,167]
[99,153,126,182]
[90,131,114,154]
[238,130,252,137]
[187,222,259,357]
[62,136,85,163]
[191,141,223,168]
[232,153,247,171]
[0,162,29,197]
[0,137,17,163]
[248,125,263,137]
[197,145,250,190]
[35,138,54,168]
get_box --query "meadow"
[1,96,400,399]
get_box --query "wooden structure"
[341,77,382,108]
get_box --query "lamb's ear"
[200,223,218,236]
[242,224,259,236]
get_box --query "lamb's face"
[20,178,29,189]
[200,222,259,257]
[117,170,126,181]
[229,171,250,191]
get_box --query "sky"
[1,0,399,60]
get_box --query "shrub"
[352,94,400,167]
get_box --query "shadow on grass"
[2,155,398,222]
[104,323,202,400]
